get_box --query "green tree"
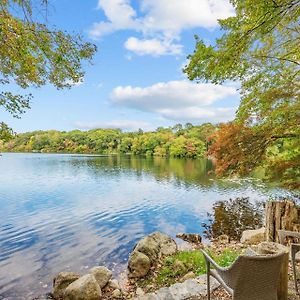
[0,121,14,142]
[0,0,96,118]
[185,0,300,188]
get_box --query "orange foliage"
[208,123,269,176]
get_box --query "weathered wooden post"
[263,200,300,300]
[265,200,299,242]
[255,242,289,300]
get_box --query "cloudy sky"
[1,0,240,132]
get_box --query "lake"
[0,153,293,299]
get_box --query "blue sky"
[1,0,240,133]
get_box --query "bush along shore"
[33,226,298,300]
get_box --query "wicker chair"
[201,249,285,300]
[278,229,300,295]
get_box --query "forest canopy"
[184,0,300,189]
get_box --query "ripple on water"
[0,153,293,299]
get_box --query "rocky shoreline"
[33,229,268,300]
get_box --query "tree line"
[0,123,215,158]
[1,121,298,189]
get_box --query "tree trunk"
[255,242,289,300]
[265,200,299,242]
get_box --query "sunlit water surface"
[0,153,294,299]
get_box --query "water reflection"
[70,155,215,187]
[0,153,291,299]
[202,197,264,240]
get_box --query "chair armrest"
[201,249,228,272]
[278,230,300,244]
[244,247,258,256]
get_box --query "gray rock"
[89,266,112,288]
[183,279,206,295]
[64,274,101,300]
[52,272,80,299]
[150,232,177,256]
[169,282,190,300]
[156,287,174,300]
[108,279,120,290]
[137,293,158,300]
[135,236,160,263]
[132,275,220,300]
[128,232,177,279]
[176,233,202,244]
[111,289,122,298]
[241,227,265,244]
[128,250,151,278]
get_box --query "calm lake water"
[0,153,294,299]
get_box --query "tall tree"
[0,0,96,118]
[184,0,300,188]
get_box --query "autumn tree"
[208,123,269,176]
[185,0,300,188]
[0,0,96,118]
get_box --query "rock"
[64,274,101,300]
[150,232,177,256]
[89,266,112,288]
[155,287,173,300]
[128,232,177,279]
[128,250,151,278]
[108,279,120,290]
[176,233,202,244]
[181,271,196,281]
[173,260,186,273]
[241,227,265,244]
[135,236,160,263]
[52,272,80,299]
[136,293,158,300]
[111,289,122,298]
[136,287,145,296]
[217,234,230,244]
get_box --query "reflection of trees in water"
[70,155,215,187]
[203,197,264,240]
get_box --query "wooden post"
[265,200,299,242]
[255,242,289,300]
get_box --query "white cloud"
[73,120,151,131]
[110,80,238,122]
[124,37,182,56]
[139,0,233,33]
[89,0,235,56]
[159,107,237,121]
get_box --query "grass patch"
[142,248,240,289]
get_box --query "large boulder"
[52,272,80,299]
[150,232,177,256]
[128,250,151,278]
[89,266,112,288]
[135,236,160,263]
[241,227,265,244]
[128,232,177,278]
[64,274,101,300]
